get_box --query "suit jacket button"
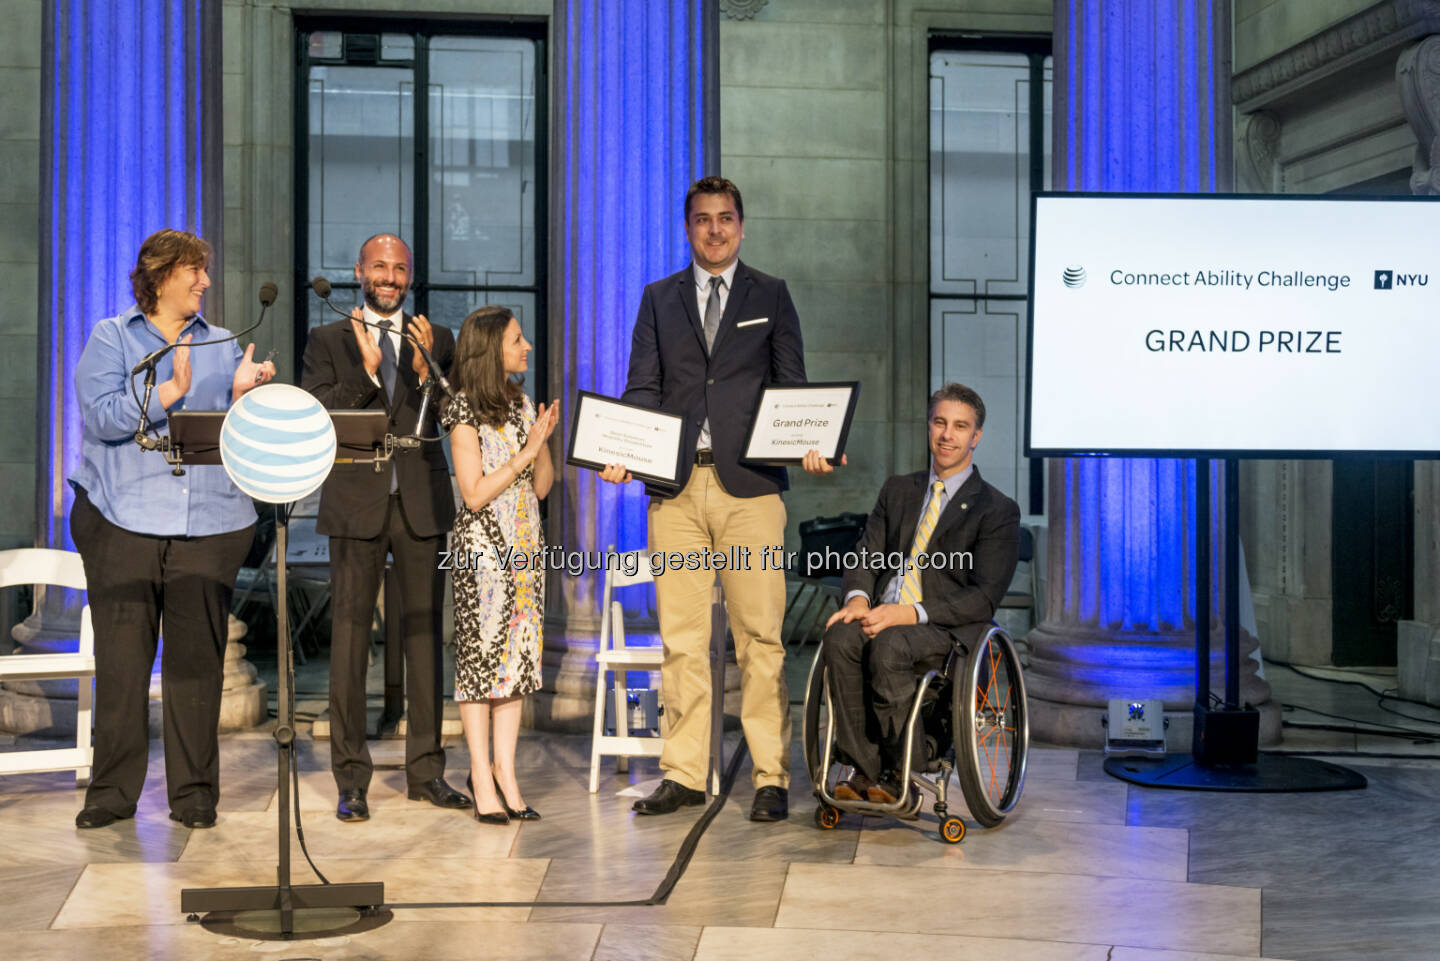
[707,378,714,385]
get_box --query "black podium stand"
[1104,458,1366,793]
[173,410,393,937]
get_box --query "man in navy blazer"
[823,383,1020,805]
[603,176,838,822]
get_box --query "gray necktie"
[703,274,724,350]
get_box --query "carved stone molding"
[1399,35,1440,194]
[1233,0,1440,109]
[719,0,768,20]
[1241,111,1282,191]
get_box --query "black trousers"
[328,494,446,792]
[69,489,254,816]
[822,619,953,781]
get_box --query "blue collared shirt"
[848,464,974,624]
[68,305,257,537]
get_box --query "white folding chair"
[588,550,667,793]
[587,547,730,795]
[0,549,94,786]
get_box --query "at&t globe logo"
[1062,265,1087,289]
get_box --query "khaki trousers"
[649,466,791,791]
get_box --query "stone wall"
[1232,0,1438,667]
[719,0,1051,550]
[1,0,41,552]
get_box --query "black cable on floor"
[1269,658,1440,727]
[1282,720,1440,743]
[1279,701,1440,738]
[382,737,750,911]
[1263,749,1440,761]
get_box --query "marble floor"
[1,656,1437,961]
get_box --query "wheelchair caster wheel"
[814,804,840,829]
[940,817,966,844]
[186,913,200,923]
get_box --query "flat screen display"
[1026,193,1440,457]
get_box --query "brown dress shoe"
[833,771,875,802]
[866,775,903,805]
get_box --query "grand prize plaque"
[741,382,860,466]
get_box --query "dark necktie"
[376,319,399,492]
[377,318,398,400]
[703,274,724,351]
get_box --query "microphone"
[309,276,457,403]
[259,281,278,307]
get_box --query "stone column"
[1030,0,1276,749]
[4,0,263,736]
[534,0,739,731]
[1396,35,1440,705]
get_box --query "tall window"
[295,18,546,396]
[929,40,1051,513]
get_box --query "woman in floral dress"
[442,306,558,823]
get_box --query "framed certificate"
[566,390,686,488]
[741,382,860,466]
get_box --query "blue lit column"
[534,0,721,729]
[1027,0,1276,747]
[2,0,226,735]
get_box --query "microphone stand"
[132,287,277,454]
[309,281,454,448]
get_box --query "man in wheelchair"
[822,383,1021,805]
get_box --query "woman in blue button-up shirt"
[67,229,275,831]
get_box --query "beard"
[362,278,407,314]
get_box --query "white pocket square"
[736,317,769,328]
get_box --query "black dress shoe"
[75,806,126,829]
[336,788,369,822]
[632,778,706,815]
[465,774,510,825]
[749,785,789,822]
[493,774,541,820]
[407,777,472,809]
[169,808,217,829]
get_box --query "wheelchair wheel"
[814,803,840,829]
[801,641,831,789]
[953,626,1028,828]
[940,816,966,844]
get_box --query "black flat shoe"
[749,785,789,822]
[336,788,369,822]
[632,778,706,815]
[408,776,471,809]
[75,806,126,829]
[493,774,541,820]
[169,808,217,829]
[465,774,510,825]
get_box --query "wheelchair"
[802,623,1029,843]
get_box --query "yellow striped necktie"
[899,480,947,605]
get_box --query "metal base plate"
[182,882,387,940]
[1103,752,1368,792]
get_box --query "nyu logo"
[1374,269,1428,289]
